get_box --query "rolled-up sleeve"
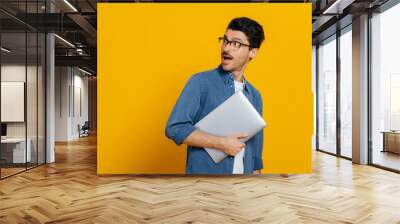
[253,92,264,170]
[165,75,202,145]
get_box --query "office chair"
[79,121,90,138]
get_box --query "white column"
[46,32,55,163]
[45,0,55,163]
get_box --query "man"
[165,17,265,174]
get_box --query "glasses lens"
[233,41,241,48]
[219,38,246,49]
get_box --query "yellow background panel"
[98,3,313,174]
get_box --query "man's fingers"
[228,146,245,156]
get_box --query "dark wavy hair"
[227,17,265,49]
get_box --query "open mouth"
[222,54,234,61]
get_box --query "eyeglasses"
[218,37,251,49]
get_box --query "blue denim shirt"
[165,66,264,174]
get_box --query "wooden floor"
[1,163,46,178]
[373,151,400,171]
[0,167,26,178]
[1,134,400,223]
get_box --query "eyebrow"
[223,35,245,42]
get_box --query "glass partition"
[0,1,46,179]
[317,35,337,154]
[1,30,28,177]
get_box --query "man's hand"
[183,130,248,156]
[253,170,261,174]
[219,133,248,156]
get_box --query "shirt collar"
[217,65,249,92]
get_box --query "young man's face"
[220,29,258,73]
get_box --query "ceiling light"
[78,67,93,76]
[322,0,355,15]
[1,47,11,53]
[63,0,78,12]
[54,34,75,48]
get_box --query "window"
[317,35,337,154]
[371,2,400,171]
[339,28,352,158]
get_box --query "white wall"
[55,67,89,141]
[1,82,25,122]
[1,65,26,133]
[72,72,89,138]
[1,64,39,138]
[55,66,70,141]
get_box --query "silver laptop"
[194,91,266,163]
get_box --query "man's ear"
[249,48,259,60]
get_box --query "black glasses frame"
[218,37,251,49]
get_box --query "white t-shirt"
[232,80,245,174]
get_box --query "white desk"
[1,138,31,163]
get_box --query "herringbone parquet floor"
[1,134,400,224]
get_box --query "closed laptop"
[194,91,266,163]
